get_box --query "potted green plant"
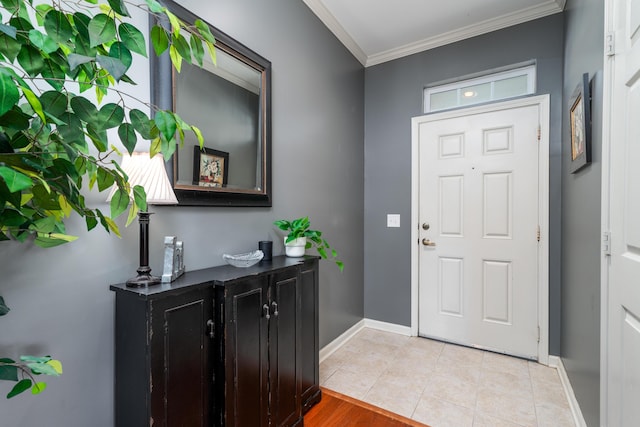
[274,217,344,271]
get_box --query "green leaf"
[39,91,68,119]
[0,166,32,192]
[154,110,176,143]
[31,382,47,395]
[165,10,181,37]
[73,12,91,42]
[35,4,53,27]
[103,214,121,237]
[43,10,74,44]
[96,103,124,129]
[88,14,116,48]
[0,0,20,14]
[130,109,155,139]
[191,125,204,147]
[47,359,63,375]
[34,234,74,248]
[150,25,169,56]
[194,20,216,45]
[0,72,19,117]
[190,34,204,66]
[132,184,147,212]
[0,24,17,39]
[108,42,132,70]
[145,0,164,13]
[27,362,60,376]
[0,365,18,381]
[0,33,21,61]
[41,59,65,90]
[110,187,129,218]
[7,379,31,399]
[70,96,98,123]
[107,0,129,17]
[96,167,115,192]
[0,295,9,316]
[173,33,191,63]
[119,23,146,57]
[17,45,45,76]
[21,87,45,122]
[118,123,136,153]
[336,261,344,272]
[86,123,107,152]
[96,54,127,81]
[67,53,94,71]
[169,45,181,72]
[28,30,58,54]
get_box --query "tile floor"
[319,328,575,427]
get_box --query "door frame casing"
[410,95,550,364]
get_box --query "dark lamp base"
[126,273,161,288]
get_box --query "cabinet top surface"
[109,255,318,296]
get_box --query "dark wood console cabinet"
[110,256,321,427]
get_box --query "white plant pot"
[284,236,306,257]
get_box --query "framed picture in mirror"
[193,146,229,187]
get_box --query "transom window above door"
[423,63,536,113]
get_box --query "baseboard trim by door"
[319,319,412,362]
[548,355,587,427]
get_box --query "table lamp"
[107,152,178,287]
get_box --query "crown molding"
[366,0,565,66]
[303,0,368,66]
[303,0,565,68]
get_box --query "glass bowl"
[223,250,264,268]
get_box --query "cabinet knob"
[263,304,271,320]
[271,302,279,317]
[206,319,214,339]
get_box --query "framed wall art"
[193,146,229,187]
[569,73,592,173]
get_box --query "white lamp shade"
[107,152,178,205]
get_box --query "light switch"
[387,214,401,228]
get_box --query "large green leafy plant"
[0,0,217,397]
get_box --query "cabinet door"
[149,287,213,427]
[269,268,302,427]
[299,258,321,412]
[224,277,269,427]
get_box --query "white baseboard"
[319,319,365,362]
[548,355,587,427]
[363,318,413,336]
[319,318,412,362]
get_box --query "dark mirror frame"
[151,1,272,206]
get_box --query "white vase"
[284,236,306,257]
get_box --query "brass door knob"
[422,223,430,230]
[422,238,436,246]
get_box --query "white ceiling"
[303,0,566,67]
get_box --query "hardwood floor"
[304,388,429,427]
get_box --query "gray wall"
[363,15,565,354]
[561,0,604,425]
[0,1,364,425]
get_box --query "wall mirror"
[152,1,272,206]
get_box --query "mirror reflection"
[153,0,272,207]
[174,48,263,192]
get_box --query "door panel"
[607,0,640,422]
[417,103,540,358]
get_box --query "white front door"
[414,98,547,360]
[603,0,640,424]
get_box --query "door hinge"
[537,125,541,141]
[606,31,616,57]
[536,225,540,242]
[602,231,611,256]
